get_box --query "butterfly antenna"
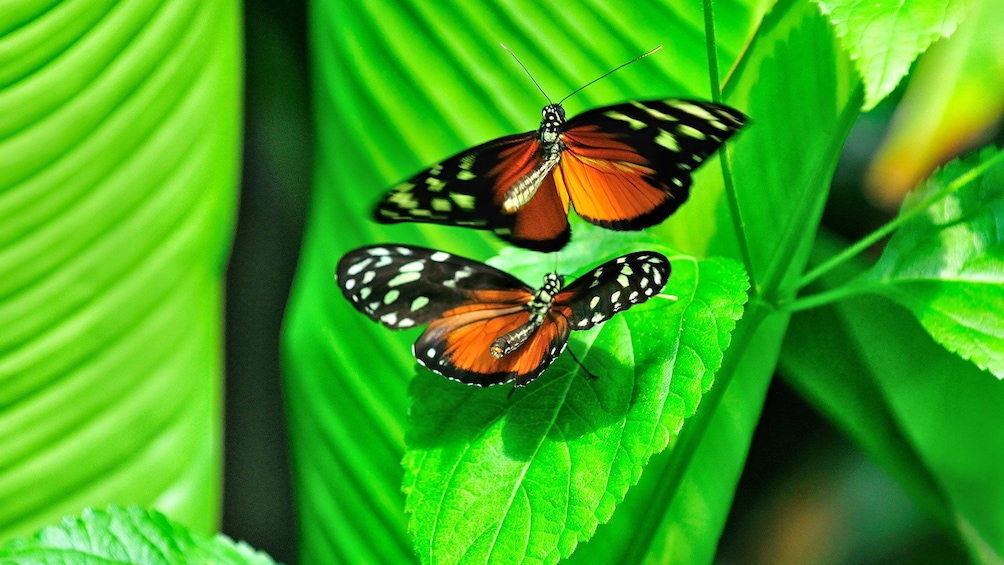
[558,45,662,105]
[501,43,553,105]
[567,348,598,380]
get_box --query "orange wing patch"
[558,128,670,228]
[489,139,543,205]
[506,174,571,248]
[415,294,571,386]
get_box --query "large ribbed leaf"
[0,0,241,540]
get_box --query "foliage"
[1,0,1001,563]
[0,505,276,565]
[285,0,1003,563]
[0,0,241,543]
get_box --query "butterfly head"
[539,104,566,144]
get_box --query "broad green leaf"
[0,505,276,565]
[860,147,1004,378]
[863,0,1004,208]
[0,0,240,541]
[711,0,860,291]
[814,0,967,110]
[287,1,764,562]
[402,233,748,564]
[781,232,1004,562]
[580,1,863,561]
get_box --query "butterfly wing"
[338,245,569,386]
[336,245,529,329]
[415,298,571,387]
[557,99,747,230]
[553,251,671,331]
[373,132,572,252]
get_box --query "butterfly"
[374,51,747,252]
[336,245,670,388]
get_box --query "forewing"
[554,251,671,331]
[373,132,538,231]
[335,245,530,329]
[415,300,571,387]
[559,99,747,230]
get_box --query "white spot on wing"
[450,193,476,210]
[388,272,421,287]
[678,124,706,140]
[346,258,372,276]
[671,101,717,121]
[604,110,646,130]
[430,251,450,262]
[655,129,679,151]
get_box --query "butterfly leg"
[566,348,598,380]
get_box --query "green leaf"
[402,233,748,564]
[859,147,1004,378]
[595,1,863,561]
[814,0,968,110]
[781,232,1004,562]
[0,1,240,540]
[697,0,861,293]
[286,1,765,562]
[0,505,276,565]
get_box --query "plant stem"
[704,0,758,292]
[783,282,874,312]
[797,149,1004,290]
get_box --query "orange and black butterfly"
[375,48,748,252]
[336,245,670,388]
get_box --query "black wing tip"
[498,227,572,253]
[372,205,397,224]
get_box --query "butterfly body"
[336,245,670,388]
[375,98,747,251]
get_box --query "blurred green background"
[227,1,1001,563]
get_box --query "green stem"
[783,282,874,312]
[797,149,1004,290]
[704,0,758,292]
[760,85,863,297]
